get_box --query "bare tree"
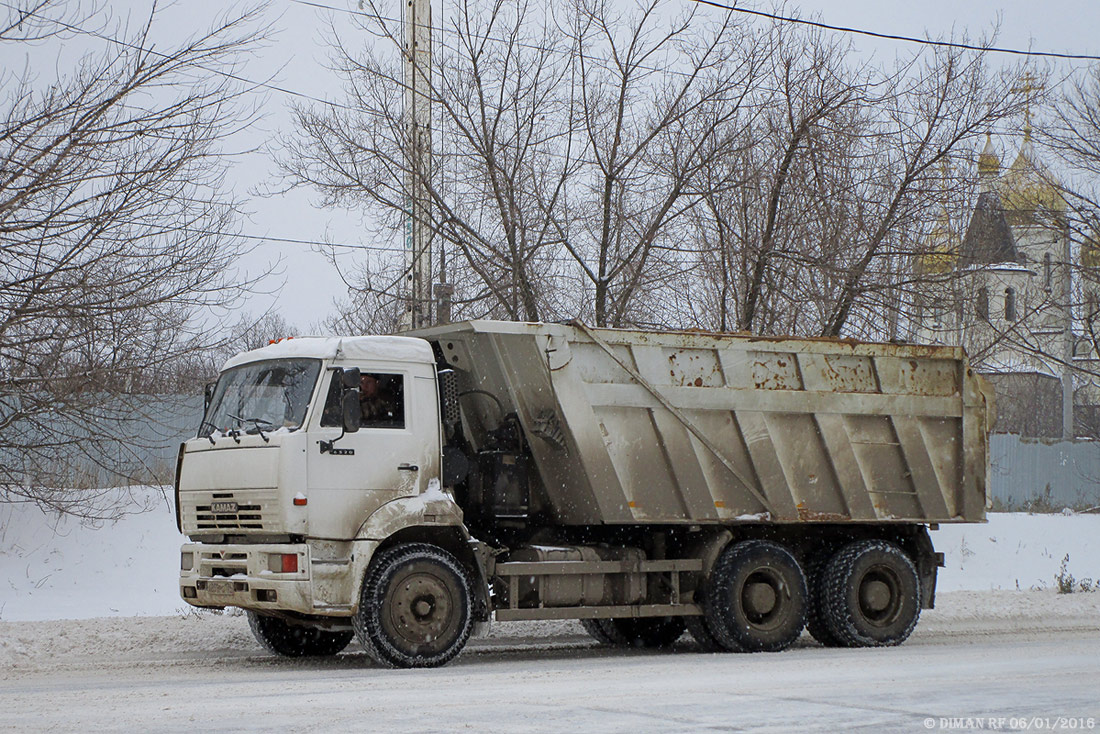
[820,45,1026,338]
[551,0,767,327]
[0,1,268,518]
[684,28,1026,340]
[279,0,573,323]
[277,0,1028,344]
[277,0,772,327]
[686,24,864,334]
[1033,65,1100,433]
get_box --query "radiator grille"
[195,502,264,530]
[184,490,281,532]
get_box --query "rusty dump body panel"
[411,321,992,526]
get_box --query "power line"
[294,0,1100,64]
[161,225,699,269]
[8,0,1038,143]
[688,0,1100,62]
[284,0,1044,139]
[214,229,403,254]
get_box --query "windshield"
[199,359,321,437]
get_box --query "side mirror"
[342,391,361,433]
[341,367,361,389]
[203,381,216,413]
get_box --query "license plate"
[207,579,235,596]
[211,501,238,513]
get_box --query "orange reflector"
[281,554,298,573]
[293,496,307,506]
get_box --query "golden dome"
[1082,229,1100,268]
[915,212,959,274]
[978,134,1000,177]
[916,244,958,274]
[999,141,1066,223]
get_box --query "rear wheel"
[599,617,686,648]
[702,540,807,653]
[354,543,473,668]
[821,540,920,647]
[247,612,353,657]
[686,615,725,652]
[686,584,727,652]
[804,550,844,647]
[580,618,617,645]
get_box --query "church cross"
[1012,72,1045,141]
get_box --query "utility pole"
[1063,219,1075,439]
[401,0,432,329]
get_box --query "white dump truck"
[176,320,992,667]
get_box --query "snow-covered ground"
[2,492,1099,732]
[1,593,1098,734]
[1,488,1099,621]
[0,488,181,621]
[936,513,1100,592]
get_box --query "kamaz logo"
[210,501,239,513]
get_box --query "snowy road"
[2,591,1098,734]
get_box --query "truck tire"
[686,615,726,652]
[599,617,686,648]
[821,540,920,647]
[803,551,843,647]
[703,540,807,653]
[247,612,354,657]
[580,619,618,645]
[354,543,473,668]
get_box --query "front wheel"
[247,612,354,657]
[354,543,473,668]
[804,549,844,647]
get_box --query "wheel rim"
[857,565,902,626]
[382,564,460,655]
[738,568,787,629]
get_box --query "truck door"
[306,363,439,540]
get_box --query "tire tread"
[247,611,353,657]
[353,543,473,668]
[704,540,807,653]
[821,539,920,648]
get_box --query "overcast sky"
[13,0,1100,332]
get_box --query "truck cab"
[177,336,478,665]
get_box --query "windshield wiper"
[228,414,275,443]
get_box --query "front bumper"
[179,542,314,614]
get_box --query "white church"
[911,133,1100,438]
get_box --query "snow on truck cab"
[176,320,993,668]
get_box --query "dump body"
[412,321,991,526]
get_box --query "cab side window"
[358,373,405,428]
[321,370,406,428]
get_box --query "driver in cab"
[359,374,402,427]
